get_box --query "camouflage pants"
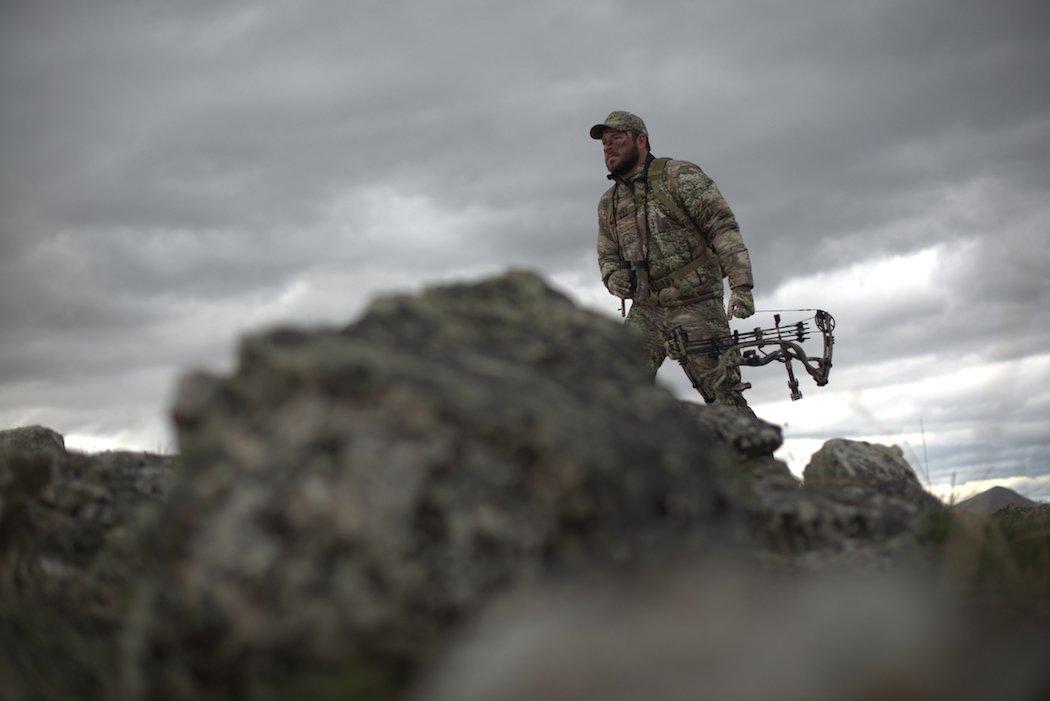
[625,298,750,409]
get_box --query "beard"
[608,142,640,176]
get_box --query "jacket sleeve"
[596,188,621,284]
[673,162,754,290]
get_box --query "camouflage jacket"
[597,155,753,304]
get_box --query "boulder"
[804,439,939,509]
[682,425,947,561]
[0,425,176,600]
[0,427,65,558]
[760,439,945,562]
[680,403,783,458]
[0,425,66,456]
[1,428,178,701]
[1,427,67,593]
[130,271,735,697]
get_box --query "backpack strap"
[647,157,724,291]
[607,183,619,243]
[647,158,697,234]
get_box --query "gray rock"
[680,402,783,457]
[0,428,179,701]
[804,439,939,508]
[688,425,947,562]
[2,274,1027,701]
[1,452,58,583]
[131,271,734,697]
[753,439,943,563]
[0,426,176,600]
[0,425,66,456]
[0,427,66,555]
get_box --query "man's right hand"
[606,270,633,298]
[726,286,755,320]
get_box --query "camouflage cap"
[589,111,647,139]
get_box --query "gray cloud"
[1,0,1047,492]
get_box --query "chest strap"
[646,158,723,291]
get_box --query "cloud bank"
[2,0,1047,497]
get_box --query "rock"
[804,439,938,508]
[680,403,783,457]
[0,425,66,456]
[0,427,65,554]
[678,403,797,498]
[687,426,947,563]
[131,271,735,697]
[748,439,944,564]
[0,448,57,513]
[1,427,66,592]
[676,405,811,552]
[1,452,58,583]
[3,273,1038,701]
[0,427,179,701]
[0,426,177,601]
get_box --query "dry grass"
[931,504,1050,606]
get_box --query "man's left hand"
[726,287,755,320]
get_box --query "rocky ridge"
[1,271,1046,700]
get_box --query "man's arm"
[672,162,754,291]
[596,189,622,285]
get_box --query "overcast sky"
[2,0,1048,501]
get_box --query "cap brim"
[589,123,610,139]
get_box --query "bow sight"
[665,309,836,400]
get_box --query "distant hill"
[953,486,1037,514]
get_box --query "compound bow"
[665,309,836,400]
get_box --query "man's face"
[602,129,641,175]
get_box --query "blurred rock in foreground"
[134,270,734,696]
[415,558,1050,701]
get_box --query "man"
[592,110,755,408]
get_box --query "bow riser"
[666,310,836,401]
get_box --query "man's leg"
[625,303,667,381]
[670,300,751,409]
